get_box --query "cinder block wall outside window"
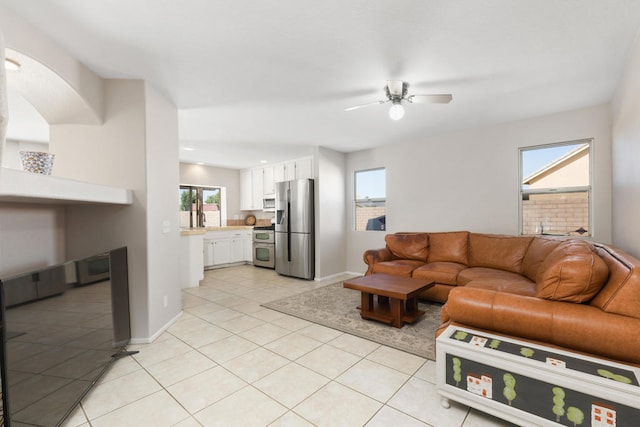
[355,206,386,231]
[522,192,588,236]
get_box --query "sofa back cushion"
[521,237,564,281]
[468,233,533,274]
[385,233,429,261]
[536,240,609,303]
[427,231,469,265]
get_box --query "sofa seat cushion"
[412,262,467,285]
[536,240,609,303]
[427,231,469,265]
[468,233,533,274]
[385,233,429,261]
[371,260,425,277]
[465,277,537,297]
[457,267,528,287]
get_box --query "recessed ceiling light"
[260,160,268,164]
[196,162,205,165]
[182,147,195,151]
[5,58,21,71]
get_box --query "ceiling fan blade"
[407,94,453,104]
[344,100,387,111]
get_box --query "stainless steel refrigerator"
[275,178,314,280]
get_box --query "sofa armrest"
[363,247,392,275]
[440,286,640,365]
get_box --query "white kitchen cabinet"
[240,168,264,211]
[212,238,231,265]
[295,156,314,180]
[273,163,286,183]
[263,166,275,195]
[229,230,249,263]
[204,230,253,268]
[273,157,313,183]
[243,232,253,262]
[203,239,215,267]
[241,157,315,210]
[274,160,296,183]
[240,169,253,210]
[230,237,244,263]
[251,168,263,210]
[284,160,296,181]
[182,232,204,288]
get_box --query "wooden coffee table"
[343,274,435,328]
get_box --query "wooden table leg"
[390,298,403,328]
[361,292,373,313]
[406,296,418,314]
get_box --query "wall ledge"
[0,167,132,205]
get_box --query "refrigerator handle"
[287,189,292,262]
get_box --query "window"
[355,168,386,231]
[179,185,222,228]
[519,139,592,236]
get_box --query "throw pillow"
[536,240,609,303]
[385,233,429,262]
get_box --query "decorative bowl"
[19,151,55,175]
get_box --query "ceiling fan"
[345,80,452,120]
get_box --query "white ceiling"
[3,0,640,169]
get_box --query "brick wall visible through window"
[520,140,591,237]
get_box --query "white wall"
[144,82,181,335]
[53,79,151,341]
[56,80,183,342]
[315,147,347,279]
[345,104,613,273]
[0,203,65,277]
[611,31,640,258]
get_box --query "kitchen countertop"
[180,226,254,236]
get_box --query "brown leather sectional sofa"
[363,231,640,365]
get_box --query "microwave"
[263,195,275,211]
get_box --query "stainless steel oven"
[253,227,275,269]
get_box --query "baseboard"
[345,270,364,277]
[128,310,183,345]
[314,271,363,281]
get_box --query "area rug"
[262,281,443,360]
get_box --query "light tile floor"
[64,265,515,427]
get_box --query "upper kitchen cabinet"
[240,156,314,211]
[263,166,275,195]
[240,169,254,211]
[251,168,263,210]
[274,161,295,183]
[273,157,314,182]
[295,157,313,180]
[240,167,266,210]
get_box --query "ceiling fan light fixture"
[389,101,404,120]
